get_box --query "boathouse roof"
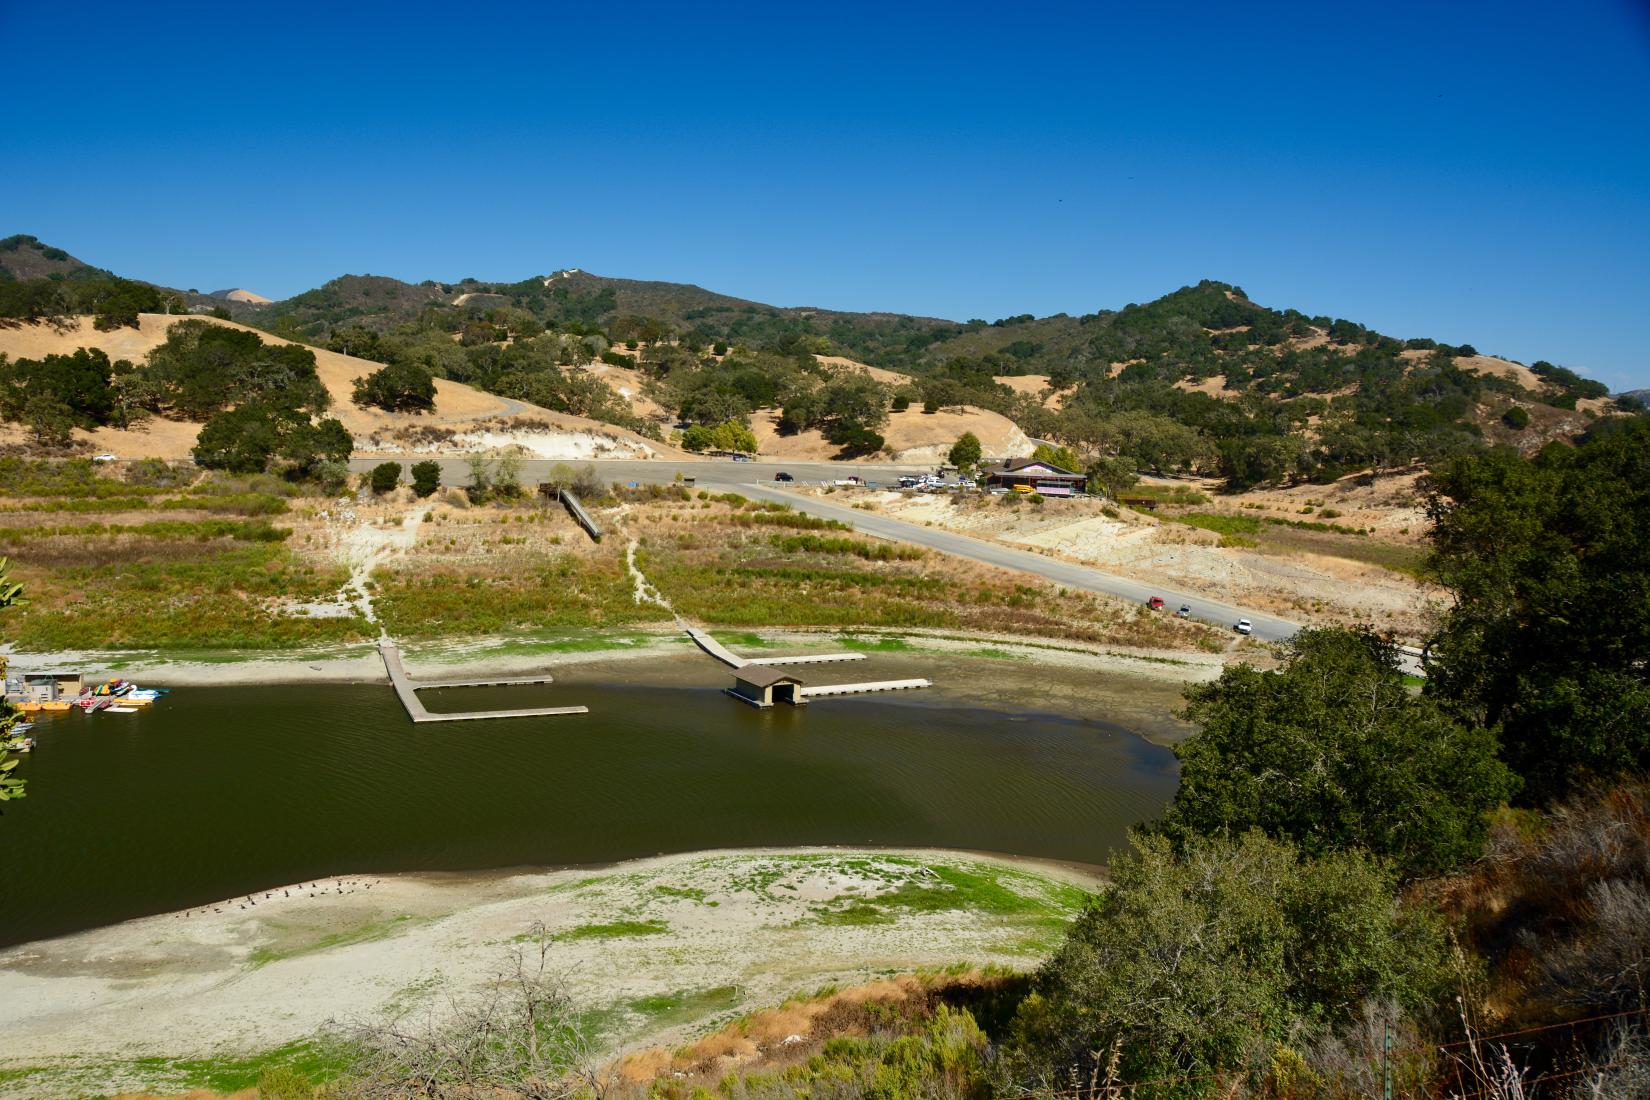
[732,666,807,689]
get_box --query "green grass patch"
[836,635,916,652]
[374,553,669,638]
[771,533,924,561]
[728,510,850,531]
[7,543,368,650]
[1173,512,1263,537]
[655,885,716,904]
[628,985,743,1028]
[119,1038,354,1094]
[810,861,1094,928]
[247,914,425,967]
[717,631,774,648]
[0,518,289,543]
[559,918,669,940]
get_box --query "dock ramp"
[379,643,587,723]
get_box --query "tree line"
[0,320,351,480]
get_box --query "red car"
[1146,596,1166,610]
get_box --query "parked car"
[1235,618,1253,635]
[1146,596,1166,611]
[774,472,794,482]
[731,453,752,462]
[92,453,118,463]
[1177,605,1191,618]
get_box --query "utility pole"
[1384,1017,1394,1100]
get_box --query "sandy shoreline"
[0,847,1102,1098]
[3,625,1228,687]
[3,625,1221,741]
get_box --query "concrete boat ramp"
[379,643,588,723]
[684,624,932,708]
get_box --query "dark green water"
[0,681,1176,948]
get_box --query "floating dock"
[797,679,932,699]
[379,643,587,723]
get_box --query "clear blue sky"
[4,1,1648,387]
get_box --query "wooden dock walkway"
[378,643,587,723]
[684,626,866,670]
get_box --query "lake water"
[0,680,1177,947]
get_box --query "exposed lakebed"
[2,676,1177,947]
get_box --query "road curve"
[353,455,1302,643]
[734,483,1301,643]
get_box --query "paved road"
[353,456,1301,643]
[736,483,1300,642]
[350,456,934,490]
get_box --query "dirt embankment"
[829,478,1443,637]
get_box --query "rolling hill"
[2,234,1638,480]
[0,235,112,282]
[0,314,666,461]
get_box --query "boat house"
[979,458,1087,496]
[727,666,806,708]
[3,669,83,704]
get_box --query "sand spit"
[0,849,1098,1098]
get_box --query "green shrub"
[1003,831,1451,1090]
[411,460,442,498]
[370,462,402,494]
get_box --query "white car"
[92,453,118,463]
[1235,619,1253,636]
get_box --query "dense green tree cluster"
[1424,420,1650,800]
[144,321,330,419]
[1160,628,1515,876]
[681,419,758,453]
[190,402,351,477]
[0,275,173,330]
[352,360,436,413]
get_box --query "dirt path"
[332,501,426,632]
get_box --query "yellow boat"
[37,700,74,712]
[14,701,43,714]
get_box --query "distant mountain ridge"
[0,234,112,282]
[4,234,1636,477]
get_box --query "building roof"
[732,666,807,688]
[982,457,1084,478]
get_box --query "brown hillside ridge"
[751,404,1031,464]
[815,353,913,387]
[0,314,670,460]
[994,373,1076,408]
